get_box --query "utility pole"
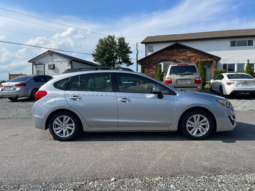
[136,43,139,72]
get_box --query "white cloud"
[0,0,255,79]
[0,36,5,40]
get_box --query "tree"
[198,60,206,88]
[92,35,133,67]
[156,64,163,81]
[245,59,254,77]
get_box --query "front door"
[65,73,118,127]
[115,73,175,128]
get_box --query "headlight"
[217,100,232,108]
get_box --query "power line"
[0,40,92,55]
[0,7,139,43]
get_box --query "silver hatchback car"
[164,63,202,92]
[32,67,236,141]
[0,75,52,101]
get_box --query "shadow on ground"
[71,122,255,143]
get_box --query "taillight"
[0,85,3,87]
[226,82,234,85]
[195,77,201,84]
[165,78,172,84]
[15,83,27,87]
[35,91,47,101]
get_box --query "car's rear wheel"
[30,89,38,100]
[8,97,18,101]
[180,109,215,140]
[49,111,81,141]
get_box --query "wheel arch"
[177,106,217,132]
[45,109,83,130]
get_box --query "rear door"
[213,74,224,92]
[33,76,46,88]
[64,73,118,127]
[115,73,175,128]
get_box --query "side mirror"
[153,87,163,99]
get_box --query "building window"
[230,40,253,47]
[147,46,153,53]
[223,64,235,73]
[237,63,245,71]
[35,63,44,75]
[250,63,255,72]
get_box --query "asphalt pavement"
[0,111,255,185]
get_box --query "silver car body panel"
[32,70,235,133]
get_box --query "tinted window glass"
[227,74,253,79]
[69,76,80,91]
[170,66,197,75]
[230,41,236,47]
[54,78,69,90]
[80,73,112,92]
[116,73,170,95]
[248,40,253,46]
[237,64,245,71]
[34,76,46,82]
[9,76,31,82]
[44,76,52,82]
[237,40,247,46]
[216,75,224,80]
[228,64,235,72]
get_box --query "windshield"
[170,66,197,75]
[227,74,253,79]
[9,76,31,82]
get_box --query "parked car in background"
[164,63,202,92]
[210,73,255,97]
[32,67,235,141]
[0,75,52,101]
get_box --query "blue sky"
[0,0,255,80]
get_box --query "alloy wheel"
[186,114,210,137]
[53,115,75,138]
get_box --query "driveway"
[1,111,255,185]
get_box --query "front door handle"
[118,97,131,103]
[69,95,82,100]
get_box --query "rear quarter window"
[170,66,197,75]
[54,78,70,90]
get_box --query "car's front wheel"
[49,111,81,141]
[180,109,215,140]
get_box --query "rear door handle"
[69,95,82,100]
[118,97,131,103]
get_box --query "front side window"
[227,74,253,79]
[216,75,224,80]
[80,73,112,92]
[116,73,170,95]
[237,64,245,71]
[170,66,197,75]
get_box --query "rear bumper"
[32,101,49,130]
[0,89,29,98]
[229,90,255,96]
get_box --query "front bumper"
[216,106,236,132]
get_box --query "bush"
[245,60,254,77]
[213,69,226,78]
[0,80,6,85]
[156,64,163,81]
[198,60,206,88]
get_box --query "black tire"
[209,83,213,92]
[30,89,38,100]
[180,109,215,140]
[49,111,82,141]
[8,97,18,101]
[219,86,224,97]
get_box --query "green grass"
[203,84,210,89]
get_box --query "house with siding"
[29,50,97,76]
[138,28,255,81]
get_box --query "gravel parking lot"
[0,95,255,190]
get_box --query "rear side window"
[170,66,197,75]
[54,78,69,90]
[69,76,80,91]
[9,76,31,82]
[227,74,253,79]
[34,76,46,82]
